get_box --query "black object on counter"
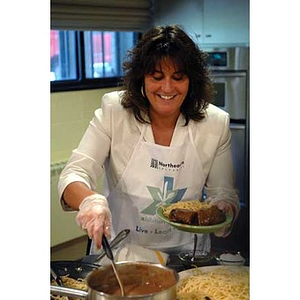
[51,260,97,280]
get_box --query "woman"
[58,25,240,254]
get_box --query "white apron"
[91,121,211,254]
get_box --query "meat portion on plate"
[198,205,226,225]
[169,209,198,225]
[169,206,226,226]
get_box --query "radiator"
[51,161,67,178]
[50,160,84,246]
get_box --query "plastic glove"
[76,194,112,249]
[213,200,235,237]
[214,200,235,216]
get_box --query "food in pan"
[104,282,165,296]
[163,200,226,226]
[177,267,249,300]
[51,275,87,300]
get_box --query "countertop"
[166,247,249,273]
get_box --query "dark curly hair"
[121,25,214,125]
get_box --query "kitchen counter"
[167,247,249,273]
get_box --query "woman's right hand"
[76,194,112,249]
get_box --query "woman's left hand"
[213,200,236,237]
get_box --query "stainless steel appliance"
[210,71,247,120]
[203,47,249,207]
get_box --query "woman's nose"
[161,78,173,92]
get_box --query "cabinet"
[203,0,249,45]
[153,0,203,42]
[153,0,249,46]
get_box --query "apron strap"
[188,122,196,148]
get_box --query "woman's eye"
[153,75,163,81]
[173,74,184,81]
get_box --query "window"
[50,30,139,92]
[51,30,77,81]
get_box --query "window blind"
[51,0,153,31]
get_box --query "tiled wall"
[51,87,116,163]
[51,87,116,246]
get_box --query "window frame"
[51,31,140,93]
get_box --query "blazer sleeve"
[57,93,115,211]
[204,112,240,218]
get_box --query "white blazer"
[58,91,240,215]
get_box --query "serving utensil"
[51,267,70,300]
[51,267,64,286]
[101,234,125,296]
[81,229,130,265]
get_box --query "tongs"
[51,267,70,300]
[102,234,125,296]
[82,229,130,265]
[51,267,64,287]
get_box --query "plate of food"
[177,265,249,300]
[156,200,233,234]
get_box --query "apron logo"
[150,158,158,169]
[141,176,187,215]
[150,158,185,171]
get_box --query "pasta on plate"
[161,200,211,218]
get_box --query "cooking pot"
[50,261,179,299]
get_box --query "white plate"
[179,265,249,280]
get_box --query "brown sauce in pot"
[110,282,164,296]
[87,262,178,297]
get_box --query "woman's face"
[144,58,189,120]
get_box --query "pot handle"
[50,285,88,299]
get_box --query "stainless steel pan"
[51,262,179,299]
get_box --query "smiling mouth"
[158,94,176,100]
